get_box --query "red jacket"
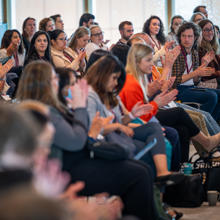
[119,74,158,122]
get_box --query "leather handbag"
[105,131,137,158]
[163,175,205,208]
[87,138,129,160]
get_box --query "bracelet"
[128,112,135,120]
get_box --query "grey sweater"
[49,106,89,163]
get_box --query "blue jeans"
[177,85,220,121]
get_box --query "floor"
[175,202,220,220]
[173,144,220,219]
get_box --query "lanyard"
[181,46,193,73]
[13,52,19,67]
[150,36,161,50]
[63,50,74,62]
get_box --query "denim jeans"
[177,85,220,121]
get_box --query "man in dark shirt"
[116,21,134,45]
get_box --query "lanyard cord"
[181,46,193,73]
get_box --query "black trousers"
[63,151,157,220]
[156,107,200,162]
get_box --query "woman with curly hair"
[143,15,173,67]
[39,18,54,32]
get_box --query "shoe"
[163,203,183,220]
[209,148,220,162]
[155,173,185,187]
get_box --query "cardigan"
[51,47,79,71]
[171,48,200,88]
[119,74,158,122]
[49,106,89,165]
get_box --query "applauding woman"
[0,29,25,67]
[197,19,220,89]
[120,43,220,162]
[68,27,89,76]
[16,60,159,220]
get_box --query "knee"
[206,91,218,105]
[148,122,163,134]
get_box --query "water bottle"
[183,163,192,175]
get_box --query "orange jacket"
[119,74,158,122]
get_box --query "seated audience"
[79,13,95,28]
[22,17,36,53]
[86,52,185,175]
[193,5,208,18]
[50,14,64,30]
[68,27,90,76]
[0,29,25,67]
[50,30,81,71]
[39,17,55,32]
[24,31,52,66]
[16,60,159,220]
[85,25,108,59]
[120,43,220,162]
[143,15,174,67]
[190,12,206,24]
[197,19,220,89]
[117,21,134,45]
[167,15,184,47]
[172,22,220,122]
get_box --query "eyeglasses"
[203,28,214,33]
[91,32,103,37]
[57,37,67,41]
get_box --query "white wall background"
[175,0,220,26]
[93,0,166,45]
[10,0,83,37]
[8,0,220,45]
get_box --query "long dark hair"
[198,19,219,53]
[170,15,184,33]
[48,29,64,41]
[86,49,110,72]
[1,29,24,54]
[25,31,51,65]
[143,15,166,45]
[22,17,36,38]
[86,54,126,107]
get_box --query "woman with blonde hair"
[16,60,160,220]
[120,43,220,162]
[68,27,90,75]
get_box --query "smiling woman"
[0,29,25,67]
[85,25,108,59]
[197,19,220,89]
[24,31,51,66]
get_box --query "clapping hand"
[131,101,153,117]
[201,50,215,66]
[195,63,215,77]
[89,112,114,139]
[163,45,181,69]
[147,80,162,97]
[0,59,14,78]
[154,89,178,107]
[66,79,88,109]
[161,76,176,91]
